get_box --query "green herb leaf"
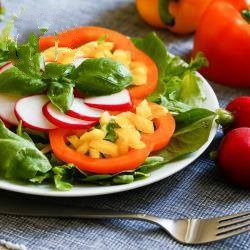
[48,80,74,112]
[72,58,132,96]
[0,120,52,180]
[43,63,74,79]
[0,66,47,95]
[14,34,43,78]
[104,119,120,142]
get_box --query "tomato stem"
[158,0,176,26]
[241,9,250,23]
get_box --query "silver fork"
[68,210,250,244]
[1,198,249,245]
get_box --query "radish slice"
[0,62,13,74]
[67,98,103,121]
[43,102,96,129]
[0,94,19,125]
[15,95,57,132]
[84,90,132,111]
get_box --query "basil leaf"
[0,120,52,180]
[0,66,47,95]
[43,63,74,79]
[72,58,132,96]
[157,112,216,162]
[48,80,74,112]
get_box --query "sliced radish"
[0,62,13,74]
[43,102,96,129]
[0,94,20,125]
[15,95,57,132]
[67,98,103,121]
[84,90,132,111]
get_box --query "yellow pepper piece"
[76,142,89,154]
[112,49,131,66]
[89,140,118,157]
[136,100,152,120]
[89,148,101,158]
[116,137,129,155]
[80,129,106,142]
[42,47,75,64]
[67,135,80,149]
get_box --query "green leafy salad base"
[0,22,220,191]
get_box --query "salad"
[0,22,219,191]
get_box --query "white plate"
[0,72,219,197]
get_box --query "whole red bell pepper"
[192,0,250,87]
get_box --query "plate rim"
[0,64,220,197]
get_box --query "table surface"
[0,1,249,250]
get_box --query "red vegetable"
[192,0,250,87]
[226,96,250,128]
[218,127,250,188]
[39,26,158,100]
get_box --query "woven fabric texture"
[0,0,249,249]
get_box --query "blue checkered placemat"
[0,1,249,249]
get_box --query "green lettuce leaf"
[0,120,51,180]
[132,32,208,113]
[157,109,216,162]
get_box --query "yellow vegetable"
[130,61,147,85]
[151,104,168,119]
[136,100,152,120]
[112,49,131,66]
[75,41,114,58]
[67,135,80,149]
[116,137,129,155]
[80,129,106,142]
[89,148,101,158]
[89,140,118,157]
[129,113,154,134]
[99,111,112,127]
[76,142,89,154]
[42,47,75,64]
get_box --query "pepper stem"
[241,9,250,23]
[158,0,175,26]
[216,108,234,127]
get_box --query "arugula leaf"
[72,58,132,96]
[104,119,120,142]
[0,66,47,95]
[48,80,74,112]
[0,120,51,180]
